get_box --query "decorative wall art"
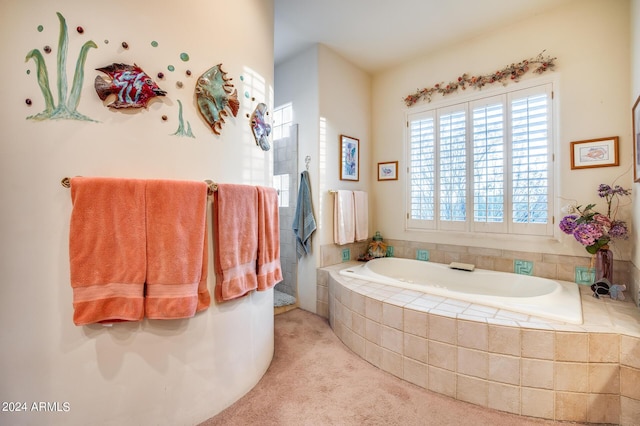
[94,63,167,108]
[633,95,640,182]
[195,64,239,135]
[378,161,398,181]
[23,12,254,140]
[25,12,97,121]
[171,100,195,138]
[250,102,272,151]
[403,51,556,107]
[570,137,619,170]
[340,135,359,181]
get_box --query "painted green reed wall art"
[172,100,195,138]
[25,12,97,122]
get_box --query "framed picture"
[378,161,398,181]
[633,95,640,182]
[340,135,359,181]
[570,136,619,170]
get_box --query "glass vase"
[595,245,613,283]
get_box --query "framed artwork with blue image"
[340,135,359,181]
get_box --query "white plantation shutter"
[406,82,554,236]
[509,86,553,235]
[471,95,506,233]
[438,105,467,231]
[407,111,436,230]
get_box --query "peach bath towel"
[353,190,369,242]
[213,184,259,302]
[69,177,146,325]
[333,190,355,245]
[144,179,210,319]
[256,186,283,291]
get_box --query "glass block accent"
[575,266,595,285]
[416,249,429,261]
[386,246,394,257]
[514,259,533,275]
[341,248,351,262]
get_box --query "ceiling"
[274,0,574,74]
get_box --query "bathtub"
[339,257,583,324]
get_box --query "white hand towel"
[353,191,368,242]
[333,190,355,245]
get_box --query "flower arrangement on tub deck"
[559,184,631,254]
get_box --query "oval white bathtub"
[339,257,583,324]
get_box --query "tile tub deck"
[322,263,640,425]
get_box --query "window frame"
[405,78,556,238]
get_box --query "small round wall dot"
[157,72,164,79]
[176,81,183,88]
[186,70,192,76]
[121,41,129,49]
[76,26,84,34]
[162,115,168,121]
[43,45,51,54]
[26,98,32,106]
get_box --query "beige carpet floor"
[200,308,585,426]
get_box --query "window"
[272,102,293,140]
[272,103,294,208]
[407,83,554,236]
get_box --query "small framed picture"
[633,95,640,182]
[378,161,398,181]
[570,137,619,170]
[340,135,359,181]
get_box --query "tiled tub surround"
[322,264,640,425]
[319,240,638,307]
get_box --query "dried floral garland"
[403,51,556,107]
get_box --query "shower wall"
[274,124,298,300]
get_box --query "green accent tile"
[514,259,533,275]
[386,246,394,257]
[575,267,595,285]
[416,249,429,261]
[341,248,351,262]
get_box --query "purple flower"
[559,183,630,252]
[572,222,603,246]
[597,184,610,198]
[559,215,578,234]
[609,221,628,239]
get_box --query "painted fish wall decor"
[250,102,271,151]
[94,63,166,108]
[195,63,239,135]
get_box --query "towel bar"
[61,177,218,195]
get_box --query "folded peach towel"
[213,184,258,302]
[353,190,369,242]
[69,177,146,325]
[333,190,355,245]
[256,186,283,291]
[144,179,210,319]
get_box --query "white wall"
[0,1,275,425]
[275,44,371,312]
[275,47,320,312]
[372,0,633,261]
